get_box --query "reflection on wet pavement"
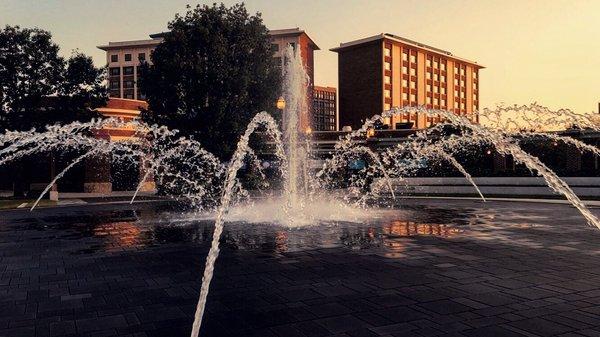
[2,199,592,257]
[2,200,600,337]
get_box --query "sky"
[2,0,600,114]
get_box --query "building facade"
[269,28,318,86]
[331,33,483,130]
[313,86,337,131]
[269,28,320,131]
[98,28,324,131]
[97,38,162,100]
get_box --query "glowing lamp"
[276,97,286,110]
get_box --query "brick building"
[97,38,162,100]
[98,28,324,131]
[331,33,483,130]
[313,86,337,131]
[269,28,318,88]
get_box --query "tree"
[139,3,281,160]
[0,25,107,131]
[0,25,107,197]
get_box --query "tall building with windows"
[331,33,483,130]
[269,28,320,131]
[268,28,319,87]
[98,29,329,132]
[97,38,162,100]
[313,86,337,131]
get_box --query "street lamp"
[276,97,286,110]
[366,128,375,138]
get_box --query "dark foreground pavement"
[2,200,600,337]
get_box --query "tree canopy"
[0,25,107,131]
[139,3,281,160]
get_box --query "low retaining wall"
[378,177,600,198]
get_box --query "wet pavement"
[2,199,600,336]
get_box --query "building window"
[384,48,391,57]
[384,89,391,98]
[426,59,431,67]
[434,73,438,81]
[441,87,446,94]
[434,98,438,105]
[434,86,438,93]
[271,44,279,52]
[426,84,431,92]
[441,62,446,71]
[124,80,134,88]
[426,72,431,80]
[402,79,408,87]
[109,67,120,76]
[473,71,478,79]
[441,75,446,82]
[402,52,408,61]
[402,93,408,100]
[138,53,146,61]
[384,76,391,84]
[410,54,416,63]
[109,80,120,89]
[110,54,118,62]
[402,66,408,74]
[426,97,431,104]
[410,81,416,89]
[410,94,416,101]
[125,53,132,62]
[384,104,391,111]
[384,62,391,70]
[410,68,416,76]
[441,99,446,106]
[454,101,459,108]
[123,66,134,75]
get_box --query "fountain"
[2,47,600,336]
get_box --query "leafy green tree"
[0,25,107,131]
[139,3,281,160]
[0,25,107,197]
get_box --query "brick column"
[27,153,58,201]
[138,154,156,192]
[566,146,582,173]
[493,153,507,174]
[84,154,112,193]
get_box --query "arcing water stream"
[2,47,600,336]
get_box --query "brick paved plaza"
[2,200,600,337]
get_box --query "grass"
[0,199,57,210]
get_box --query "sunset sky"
[2,0,600,114]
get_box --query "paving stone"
[317,315,371,334]
[1,201,600,337]
[509,317,574,336]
